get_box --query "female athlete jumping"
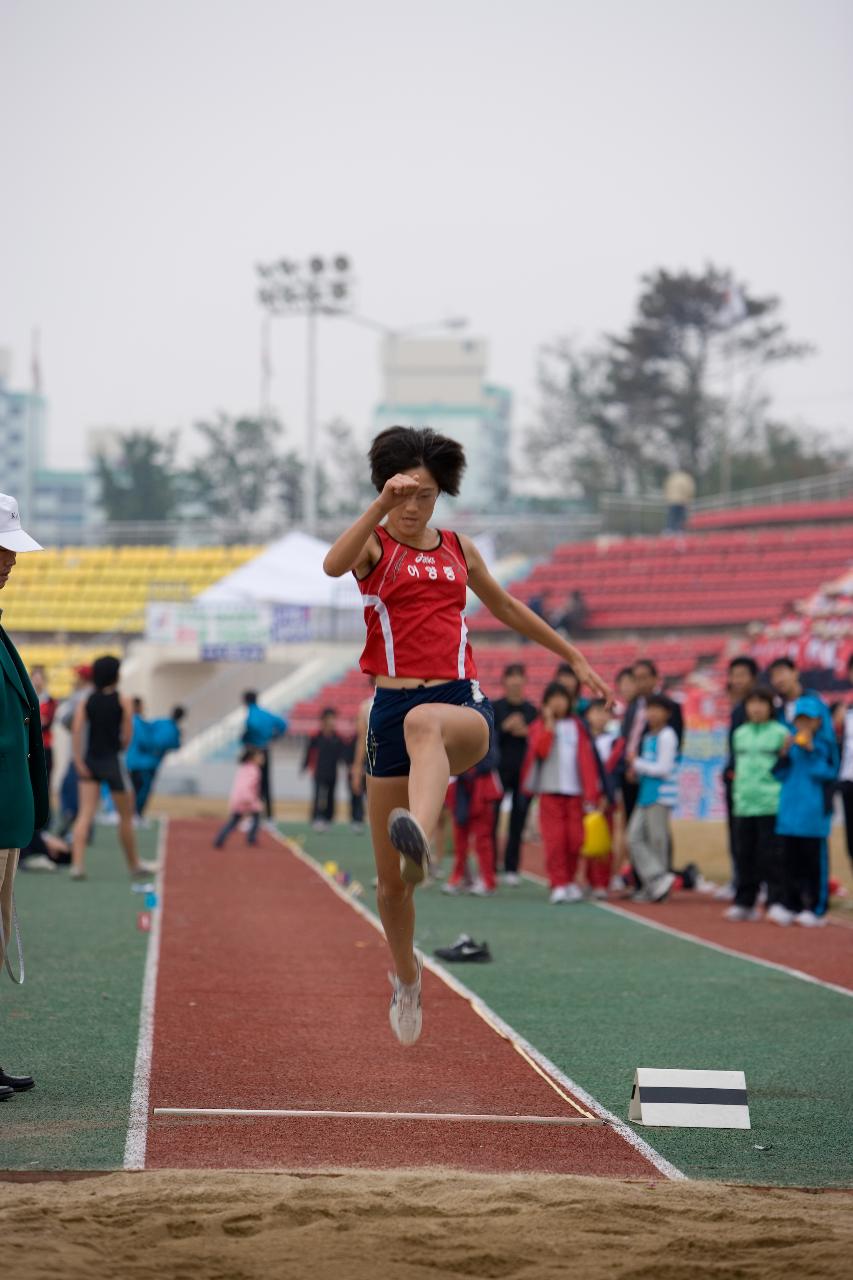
[323,427,610,1045]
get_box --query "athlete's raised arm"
[460,533,612,705]
[322,474,421,578]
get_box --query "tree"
[187,416,284,535]
[527,265,815,498]
[318,418,375,517]
[95,429,180,523]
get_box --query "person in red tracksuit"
[443,744,503,897]
[522,681,605,904]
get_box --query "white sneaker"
[501,872,521,887]
[20,855,56,873]
[549,886,568,904]
[724,905,761,922]
[441,881,462,896]
[563,883,584,903]
[389,953,423,1046]
[609,875,626,893]
[713,882,736,901]
[795,910,826,928]
[468,879,495,897]
[649,872,676,903]
[590,887,608,901]
[766,903,795,927]
[135,859,159,875]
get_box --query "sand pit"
[4,1169,852,1280]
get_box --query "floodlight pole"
[256,255,353,535]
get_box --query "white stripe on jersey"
[362,595,396,676]
[457,609,468,678]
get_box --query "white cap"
[0,494,43,552]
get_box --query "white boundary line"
[594,902,853,1001]
[153,1106,604,1126]
[269,830,686,1182]
[123,817,169,1170]
[519,871,853,1000]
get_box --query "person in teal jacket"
[127,702,185,818]
[771,694,839,926]
[241,690,287,821]
[728,687,789,921]
[0,493,49,1101]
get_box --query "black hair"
[368,426,466,496]
[616,667,634,683]
[645,693,672,714]
[92,655,121,690]
[586,697,608,710]
[541,680,573,710]
[728,655,759,678]
[171,705,186,722]
[243,690,258,705]
[503,663,526,678]
[321,707,337,718]
[744,686,776,712]
[847,654,853,670]
[768,656,797,672]
[132,696,144,713]
[240,747,262,763]
[633,658,658,677]
[555,662,577,679]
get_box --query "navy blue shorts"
[366,679,495,779]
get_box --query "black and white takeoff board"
[629,1068,750,1129]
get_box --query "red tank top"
[356,527,477,680]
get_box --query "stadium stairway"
[157,643,362,797]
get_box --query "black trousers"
[622,780,639,822]
[350,784,364,825]
[259,749,272,820]
[839,781,853,869]
[493,773,531,874]
[779,835,824,915]
[723,775,738,885]
[733,815,780,909]
[312,776,336,823]
[214,811,260,846]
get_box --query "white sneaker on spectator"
[766,903,794,927]
[563,883,584,903]
[590,887,608,900]
[549,886,569,904]
[441,881,462,896]
[501,872,521,887]
[713,882,736,901]
[609,874,627,893]
[795,910,826,928]
[649,872,676,903]
[20,855,56,873]
[724,905,761,922]
[468,879,495,897]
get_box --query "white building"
[373,337,511,512]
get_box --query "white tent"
[198,531,362,609]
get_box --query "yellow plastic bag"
[581,811,612,859]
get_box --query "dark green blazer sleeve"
[0,624,49,848]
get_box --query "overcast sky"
[2,0,851,476]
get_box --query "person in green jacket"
[727,686,788,922]
[0,493,49,1102]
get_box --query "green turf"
[1,825,156,1170]
[284,821,853,1188]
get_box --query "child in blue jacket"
[770,695,838,927]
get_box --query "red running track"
[521,840,853,993]
[145,820,658,1176]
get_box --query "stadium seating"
[469,525,853,633]
[6,546,261,696]
[690,496,853,531]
